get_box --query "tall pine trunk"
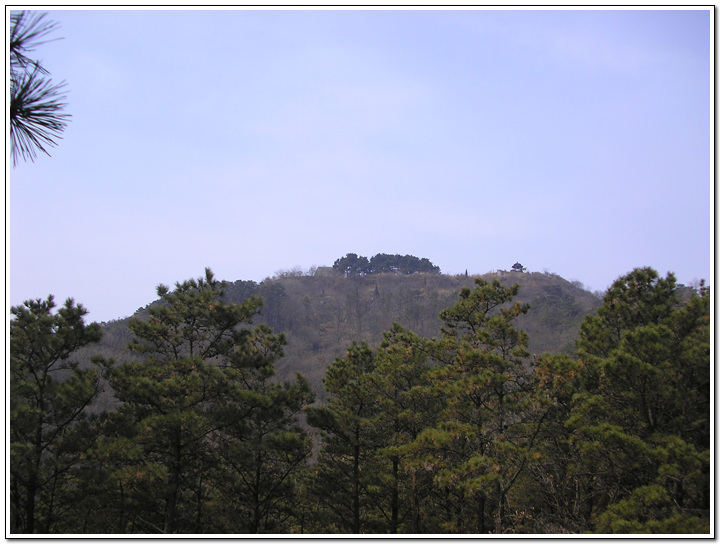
[25,407,44,533]
[353,441,361,533]
[251,449,263,533]
[477,494,486,533]
[411,470,421,533]
[163,430,182,534]
[390,456,399,534]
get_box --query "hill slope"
[87,271,602,400]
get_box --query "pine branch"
[9,11,70,166]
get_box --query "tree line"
[10,267,710,534]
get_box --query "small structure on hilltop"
[511,262,526,273]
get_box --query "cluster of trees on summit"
[332,253,441,277]
[10,265,710,534]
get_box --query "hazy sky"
[9,7,712,322]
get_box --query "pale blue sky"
[9,8,712,322]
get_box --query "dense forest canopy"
[9,265,710,535]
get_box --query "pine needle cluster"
[10,11,70,166]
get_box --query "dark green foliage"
[577,267,678,361]
[306,279,542,534]
[306,342,378,533]
[556,269,709,533]
[222,279,259,302]
[9,266,708,535]
[332,253,441,277]
[210,372,314,533]
[10,296,103,533]
[332,253,371,277]
[93,269,314,533]
[407,279,545,534]
[368,253,441,275]
[306,330,440,534]
[370,325,441,533]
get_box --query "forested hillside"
[10,266,710,535]
[87,269,602,400]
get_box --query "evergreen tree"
[101,269,313,533]
[10,296,103,533]
[522,352,591,533]
[576,267,678,361]
[333,253,370,277]
[370,324,441,533]
[210,362,314,533]
[409,278,545,533]
[306,342,380,533]
[67,411,167,533]
[566,268,710,533]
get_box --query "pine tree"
[10,296,103,533]
[566,268,710,533]
[210,362,314,533]
[367,324,440,533]
[306,342,380,533]
[521,352,590,533]
[101,269,313,533]
[409,278,546,533]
